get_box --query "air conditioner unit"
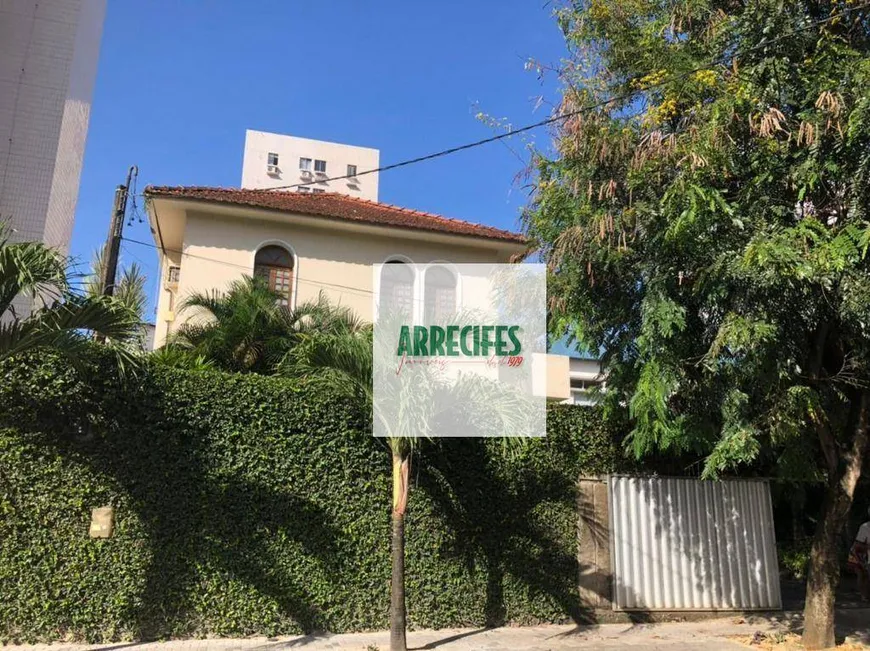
[267,164,280,175]
[300,169,313,178]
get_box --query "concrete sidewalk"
[8,611,870,651]
[0,615,833,651]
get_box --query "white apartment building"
[241,130,380,201]
[0,0,106,252]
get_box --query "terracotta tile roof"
[144,186,526,244]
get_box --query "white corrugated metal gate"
[609,476,781,611]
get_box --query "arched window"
[424,265,457,323]
[254,245,294,307]
[380,259,414,320]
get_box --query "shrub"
[778,538,813,581]
[0,353,626,642]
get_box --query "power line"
[121,236,376,299]
[255,2,869,193]
[121,236,482,308]
[122,4,869,307]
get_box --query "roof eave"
[144,192,528,252]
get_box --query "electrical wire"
[122,3,870,306]
[254,2,870,193]
[121,236,491,308]
[122,236,376,299]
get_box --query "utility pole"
[99,166,137,296]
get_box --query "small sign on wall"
[89,506,114,538]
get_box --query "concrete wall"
[241,130,380,200]
[577,477,613,610]
[0,0,105,251]
[546,353,570,401]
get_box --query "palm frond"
[83,248,105,298]
[149,345,214,371]
[0,234,67,316]
[83,248,148,323]
[280,325,374,398]
[0,295,141,373]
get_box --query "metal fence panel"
[609,476,781,610]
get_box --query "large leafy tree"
[169,277,365,374]
[0,230,140,367]
[525,1,870,647]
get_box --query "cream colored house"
[144,185,601,402]
[145,186,525,344]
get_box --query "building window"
[297,186,311,193]
[311,188,325,194]
[267,152,279,166]
[299,157,312,171]
[314,159,327,173]
[380,260,414,320]
[254,245,294,307]
[569,377,603,406]
[347,164,357,177]
[167,265,180,283]
[424,266,457,323]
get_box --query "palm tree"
[85,248,148,320]
[0,229,141,368]
[169,276,365,374]
[148,345,214,371]
[281,314,531,651]
[85,248,149,350]
[280,322,416,650]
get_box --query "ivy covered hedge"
[0,354,627,643]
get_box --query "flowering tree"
[524,2,870,647]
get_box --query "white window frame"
[375,255,417,321]
[314,159,327,173]
[422,262,460,324]
[299,157,312,171]
[347,164,357,177]
[267,152,279,166]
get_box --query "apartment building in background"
[241,130,380,201]
[0,0,106,251]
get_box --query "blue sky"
[71,1,566,317]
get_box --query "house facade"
[145,186,522,342]
[144,185,602,403]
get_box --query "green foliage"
[0,353,627,642]
[84,248,148,321]
[170,278,365,375]
[779,539,814,581]
[527,0,870,479]
[147,345,214,371]
[0,226,141,370]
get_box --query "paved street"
[5,614,859,651]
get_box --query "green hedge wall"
[0,354,627,643]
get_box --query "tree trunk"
[390,451,410,651]
[802,392,869,650]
